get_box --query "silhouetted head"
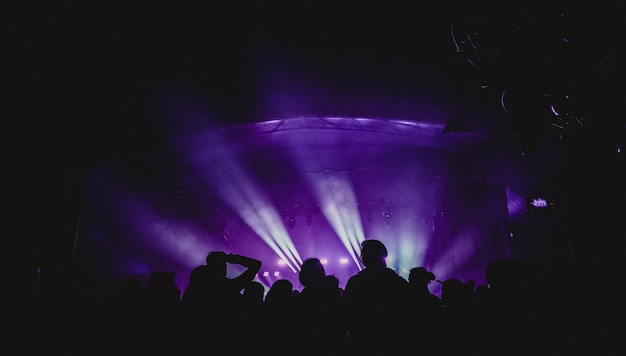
[441,278,473,307]
[323,274,339,289]
[243,281,265,304]
[146,271,180,305]
[360,239,388,268]
[114,278,144,307]
[265,279,293,305]
[409,267,435,285]
[188,265,211,286]
[321,275,342,301]
[205,251,227,279]
[299,258,326,288]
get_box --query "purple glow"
[506,187,526,217]
[81,114,509,292]
[432,231,478,277]
[320,258,328,265]
[179,126,303,273]
[84,171,215,269]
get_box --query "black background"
[5,1,626,289]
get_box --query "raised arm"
[226,253,262,293]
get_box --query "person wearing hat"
[406,267,443,354]
[408,267,441,308]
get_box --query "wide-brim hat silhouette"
[409,267,435,282]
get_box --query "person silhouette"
[294,258,347,352]
[406,267,442,356]
[180,251,261,354]
[240,281,265,349]
[408,267,440,308]
[142,271,181,354]
[182,251,261,311]
[263,279,296,349]
[205,251,262,295]
[242,281,265,308]
[342,239,410,354]
[145,270,181,310]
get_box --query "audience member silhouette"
[180,252,261,354]
[111,277,144,311]
[102,277,148,355]
[205,251,263,296]
[242,281,265,307]
[28,241,599,354]
[182,251,261,309]
[440,278,474,310]
[294,258,347,352]
[145,270,181,309]
[479,258,545,355]
[405,267,442,354]
[437,278,481,355]
[408,266,441,308]
[299,258,326,289]
[141,271,182,354]
[265,278,293,306]
[342,239,411,354]
[240,281,265,349]
[263,279,296,349]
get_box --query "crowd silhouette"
[12,239,616,355]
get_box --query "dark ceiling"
[6,2,626,277]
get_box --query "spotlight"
[320,258,328,265]
[339,258,349,264]
[263,271,269,277]
[278,259,286,265]
[312,174,365,270]
[273,271,280,277]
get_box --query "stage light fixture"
[526,196,557,212]
[530,198,548,208]
[383,211,393,225]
